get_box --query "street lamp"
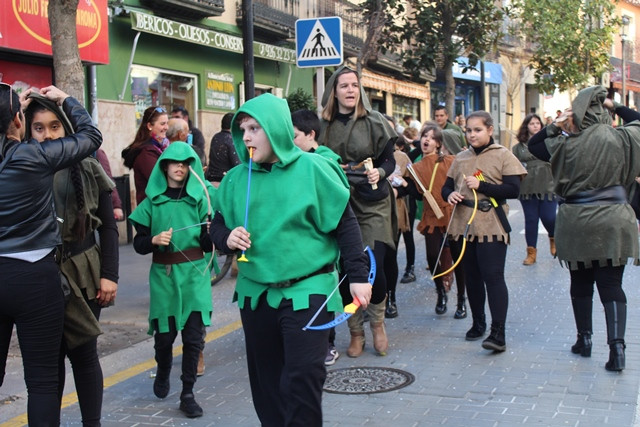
[621,15,630,106]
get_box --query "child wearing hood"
[210,93,371,426]
[129,142,214,418]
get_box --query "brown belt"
[268,264,335,288]
[152,248,204,265]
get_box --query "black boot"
[435,285,448,315]
[604,301,626,372]
[482,323,506,352]
[571,297,593,357]
[465,314,486,341]
[454,295,467,319]
[400,265,416,283]
[385,292,398,318]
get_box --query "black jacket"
[0,97,102,254]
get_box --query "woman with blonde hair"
[319,65,397,357]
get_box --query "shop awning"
[361,69,430,100]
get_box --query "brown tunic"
[446,144,527,243]
[409,153,454,234]
[393,149,411,232]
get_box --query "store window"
[392,95,419,125]
[130,65,198,126]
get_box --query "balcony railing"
[238,0,366,46]
[140,0,224,20]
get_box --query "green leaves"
[511,0,618,93]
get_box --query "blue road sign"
[295,17,343,68]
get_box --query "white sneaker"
[325,345,339,366]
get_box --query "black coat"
[0,97,102,254]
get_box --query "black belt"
[268,264,335,288]
[561,185,627,205]
[63,233,96,261]
[460,198,511,233]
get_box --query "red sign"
[0,0,109,64]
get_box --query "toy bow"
[302,246,376,331]
[166,166,214,276]
[432,178,478,280]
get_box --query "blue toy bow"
[302,246,376,331]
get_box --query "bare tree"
[48,0,85,102]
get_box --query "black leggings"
[463,240,508,324]
[0,253,65,426]
[423,230,465,296]
[58,291,103,427]
[153,312,205,394]
[569,263,626,304]
[340,241,393,305]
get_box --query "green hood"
[231,93,301,169]
[25,92,74,139]
[145,142,207,201]
[321,65,372,112]
[571,85,611,131]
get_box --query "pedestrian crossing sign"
[295,17,343,68]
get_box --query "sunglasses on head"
[154,107,166,114]
[0,82,13,117]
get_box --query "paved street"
[2,206,640,426]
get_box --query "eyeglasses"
[155,107,166,114]
[0,82,13,117]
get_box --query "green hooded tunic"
[318,66,398,249]
[213,93,351,312]
[512,141,555,200]
[129,142,214,334]
[544,86,640,269]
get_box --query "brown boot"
[549,237,556,257]
[346,310,365,358]
[347,331,365,358]
[368,299,389,356]
[522,247,537,265]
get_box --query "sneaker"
[400,270,416,283]
[180,393,203,418]
[325,345,340,366]
[153,374,170,399]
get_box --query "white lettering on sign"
[135,13,174,37]
[130,11,295,63]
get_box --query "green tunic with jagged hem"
[129,142,214,334]
[543,86,640,269]
[213,93,351,312]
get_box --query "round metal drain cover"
[323,367,414,394]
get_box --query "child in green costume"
[129,142,214,418]
[210,94,371,426]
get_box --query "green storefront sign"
[130,11,296,64]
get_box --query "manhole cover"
[323,367,415,394]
